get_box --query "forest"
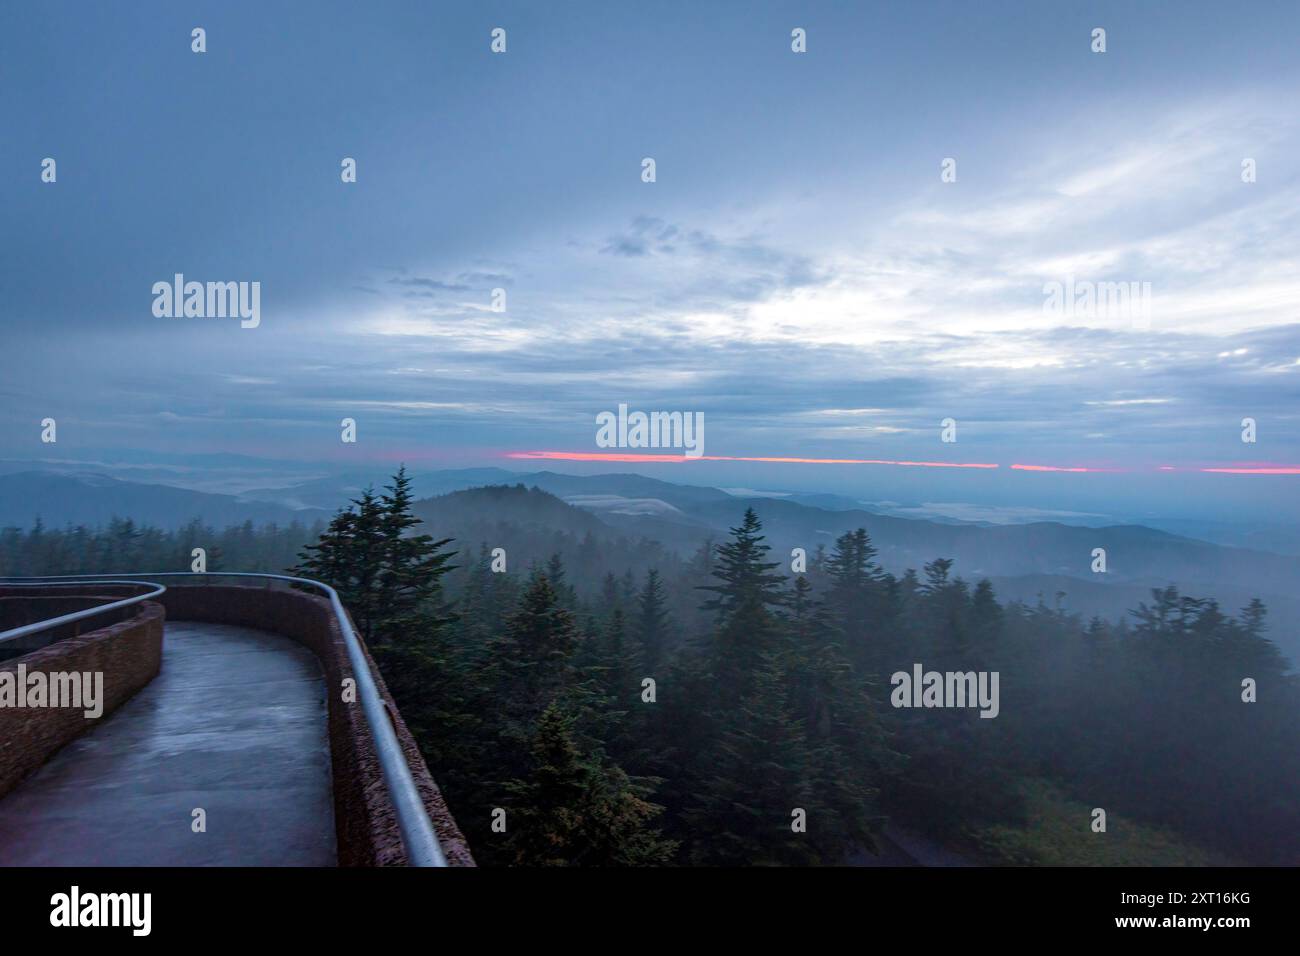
[3,468,1296,866]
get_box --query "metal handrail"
[0,571,449,868]
[0,579,167,645]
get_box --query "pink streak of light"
[1010,463,1121,473]
[1201,466,1300,475]
[506,451,1300,475]
[507,451,999,468]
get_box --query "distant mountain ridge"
[3,466,1296,665]
[407,483,1300,667]
[0,471,324,531]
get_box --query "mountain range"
[2,464,1296,664]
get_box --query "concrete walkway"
[0,622,337,866]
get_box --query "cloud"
[4,9,1297,508]
[387,276,471,292]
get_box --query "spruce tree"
[824,528,885,668]
[636,568,672,671]
[545,553,578,611]
[481,573,588,784]
[682,665,819,865]
[292,468,456,645]
[292,487,386,639]
[698,508,786,622]
[501,703,677,866]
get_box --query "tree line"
[4,469,1296,864]
[0,516,323,577]
[295,469,1300,866]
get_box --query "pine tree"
[789,575,816,627]
[373,466,457,644]
[970,578,1003,653]
[545,553,578,611]
[636,569,672,671]
[587,606,651,766]
[596,608,636,703]
[824,528,884,667]
[290,469,465,795]
[920,557,971,662]
[292,486,387,639]
[782,575,889,858]
[682,665,819,865]
[481,573,589,785]
[501,703,677,866]
[291,466,456,644]
[695,509,788,705]
[598,571,621,619]
[698,508,786,623]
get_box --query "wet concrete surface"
[0,622,337,866]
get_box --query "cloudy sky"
[3,1,1299,521]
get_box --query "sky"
[2,1,1299,522]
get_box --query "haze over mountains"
[2,457,1297,665]
[0,471,316,530]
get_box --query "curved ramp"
[0,621,337,866]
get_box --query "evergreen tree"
[971,578,1003,650]
[292,487,387,640]
[636,569,672,672]
[824,528,886,668]
[481,574,589,785]
[595,608,636,704]
[9,498,1300,867]
[682,666,819,865]
[500,703,677,866]
[291,466,456,644]
[698,508,786,623]
[598,571,621,619]
[588,606,650,766]
[545,553,578,611]
[373,466,457,643]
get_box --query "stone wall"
[158,583,475,867]
[0,595,140,661]
[0,600,164,798]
